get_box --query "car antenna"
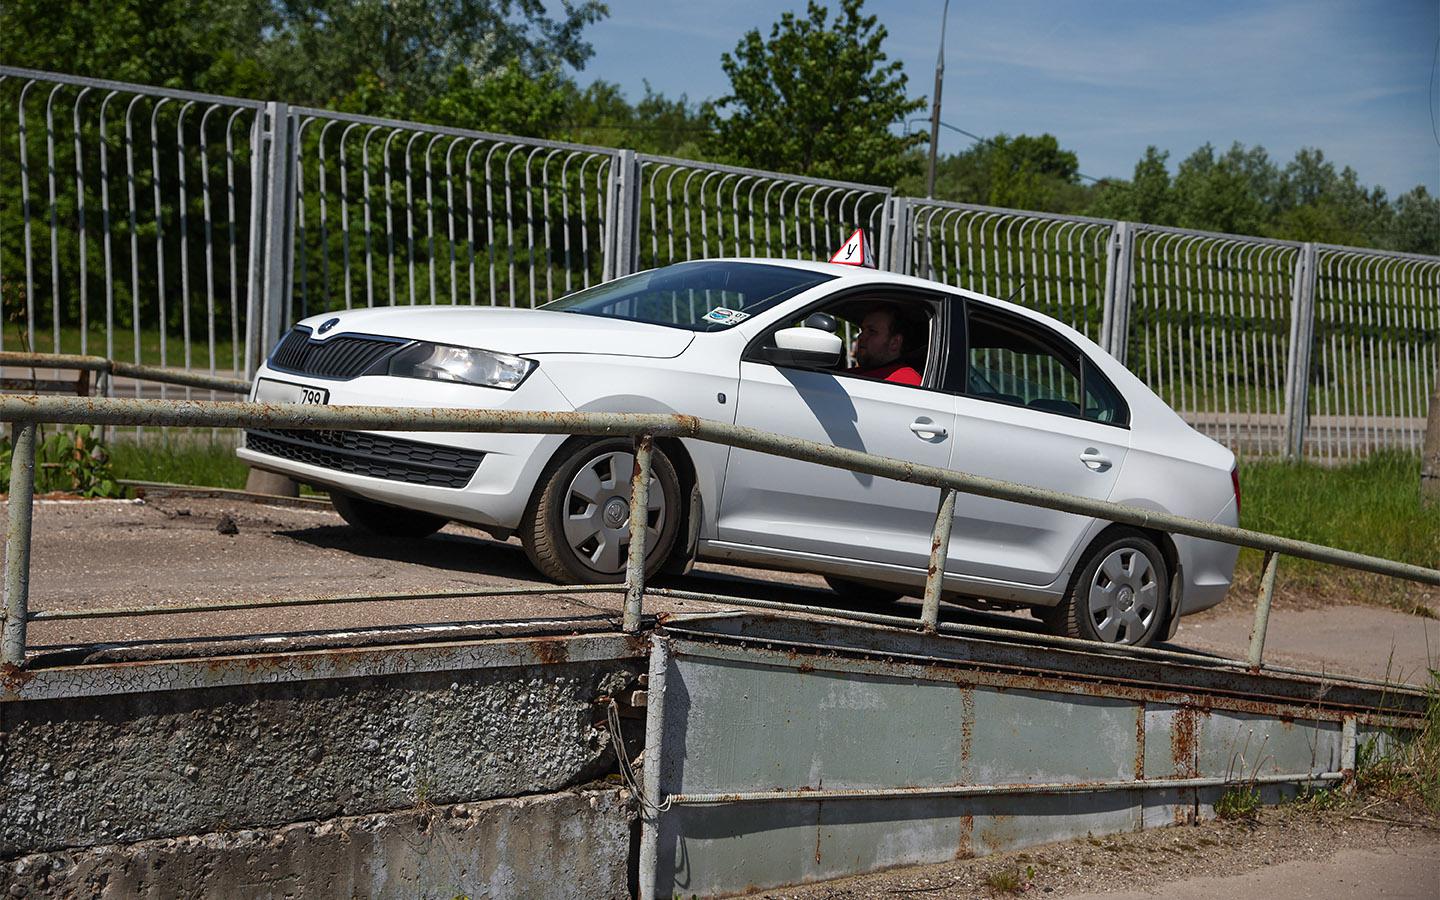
[1003,281,1026,303]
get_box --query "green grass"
[1239,451,1440,570]
[107,440,249,489]
[4,324,240,371]
[1231,451,1440,616]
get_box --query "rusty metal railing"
[2,395,1439,676]
[0,351,251,395]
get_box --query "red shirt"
[848,361,922,385]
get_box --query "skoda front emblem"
[318,317,340,335]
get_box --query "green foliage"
[900,133,1087,212]
[1088,142,1437,252]
[0,425,121,497]
[1356,672,1440,814]
[1214,784,1261,821]
[708,0,925,186]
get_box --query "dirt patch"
[754,801,1440,899]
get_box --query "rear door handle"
[1079,448,1111,471]
[910,418,948,439]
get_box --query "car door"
[943,300,1132,586]
[715,291,958,572]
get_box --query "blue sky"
[568,0,1440,197]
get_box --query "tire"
[522,438,682,584]
[824,575,905,605]
[1046,529,1169,647]
[330,491,448,539]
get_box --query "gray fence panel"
[899,199,1116,346]
[1125,225,1302,459]
[0,67,263,402]
[1304,247,1440,463]
[286,108,621,321]
[633,154,890,272]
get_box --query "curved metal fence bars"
[1,67,1435,461]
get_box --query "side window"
[963,304,1129,426]
[758,293,940,388]
[966,307,1083,416]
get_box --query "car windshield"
[541,261,835,331]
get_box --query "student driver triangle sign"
[828,227,877,268]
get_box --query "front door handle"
[1080,448,1112,471]
[910,418,948,439]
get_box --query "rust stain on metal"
[530,638,570,667]
[1,662,35,693]
[1134,703,1147,780]
[956,813,974,859]
[1171,707,1199,778]
[959,685,975,781]
[978,814,1017,853]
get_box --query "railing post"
[623,433,655,633]
[1247,550,1280,668]
[920,488,956,632]
[604,149,641,281]
[2,421,37,667]
[1282,242,1318,461]
[1100,221,1135,365]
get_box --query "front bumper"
[238,365,573,531]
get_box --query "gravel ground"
[753,802,1440,899]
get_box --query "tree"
[707,0,925,186]
[251,0,607,111]
[901,133,1089,213]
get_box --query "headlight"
[387,342,537,390]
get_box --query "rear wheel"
[522,438,682,584]
[1046,529,1169,647]
[824,575,905,605]
[330,491,448,539]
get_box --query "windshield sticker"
[703,307,750,326]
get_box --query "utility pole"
[925,0,952,199]
[1423,343,1440,505]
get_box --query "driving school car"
[238,258,1240,647]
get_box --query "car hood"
[293,307,695,359]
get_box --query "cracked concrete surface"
[1,657,640,857]
[0,789,631,899]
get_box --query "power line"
[936,120,1115,185]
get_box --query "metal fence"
[1,66,1436,462]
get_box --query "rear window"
[542,261,835,331]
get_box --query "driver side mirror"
[762,326,844,368]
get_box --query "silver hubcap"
[1087,548,1158,644]
[562,450,666,575]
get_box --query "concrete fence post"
[1282,242,1319,461]
[604,149,641,282]
[885,196,911,276]
[1100,221,1135,365]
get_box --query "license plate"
[255,378,329,406]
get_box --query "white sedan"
[238,259,1240,646]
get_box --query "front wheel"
[522,438,682,584]
[1046,529,1169,647]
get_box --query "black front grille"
[269,328,406,379]
[245,428,483,488]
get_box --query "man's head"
[852,306,905,369]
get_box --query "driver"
[848,305,922,385]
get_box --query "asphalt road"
[10,492,1436,682]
